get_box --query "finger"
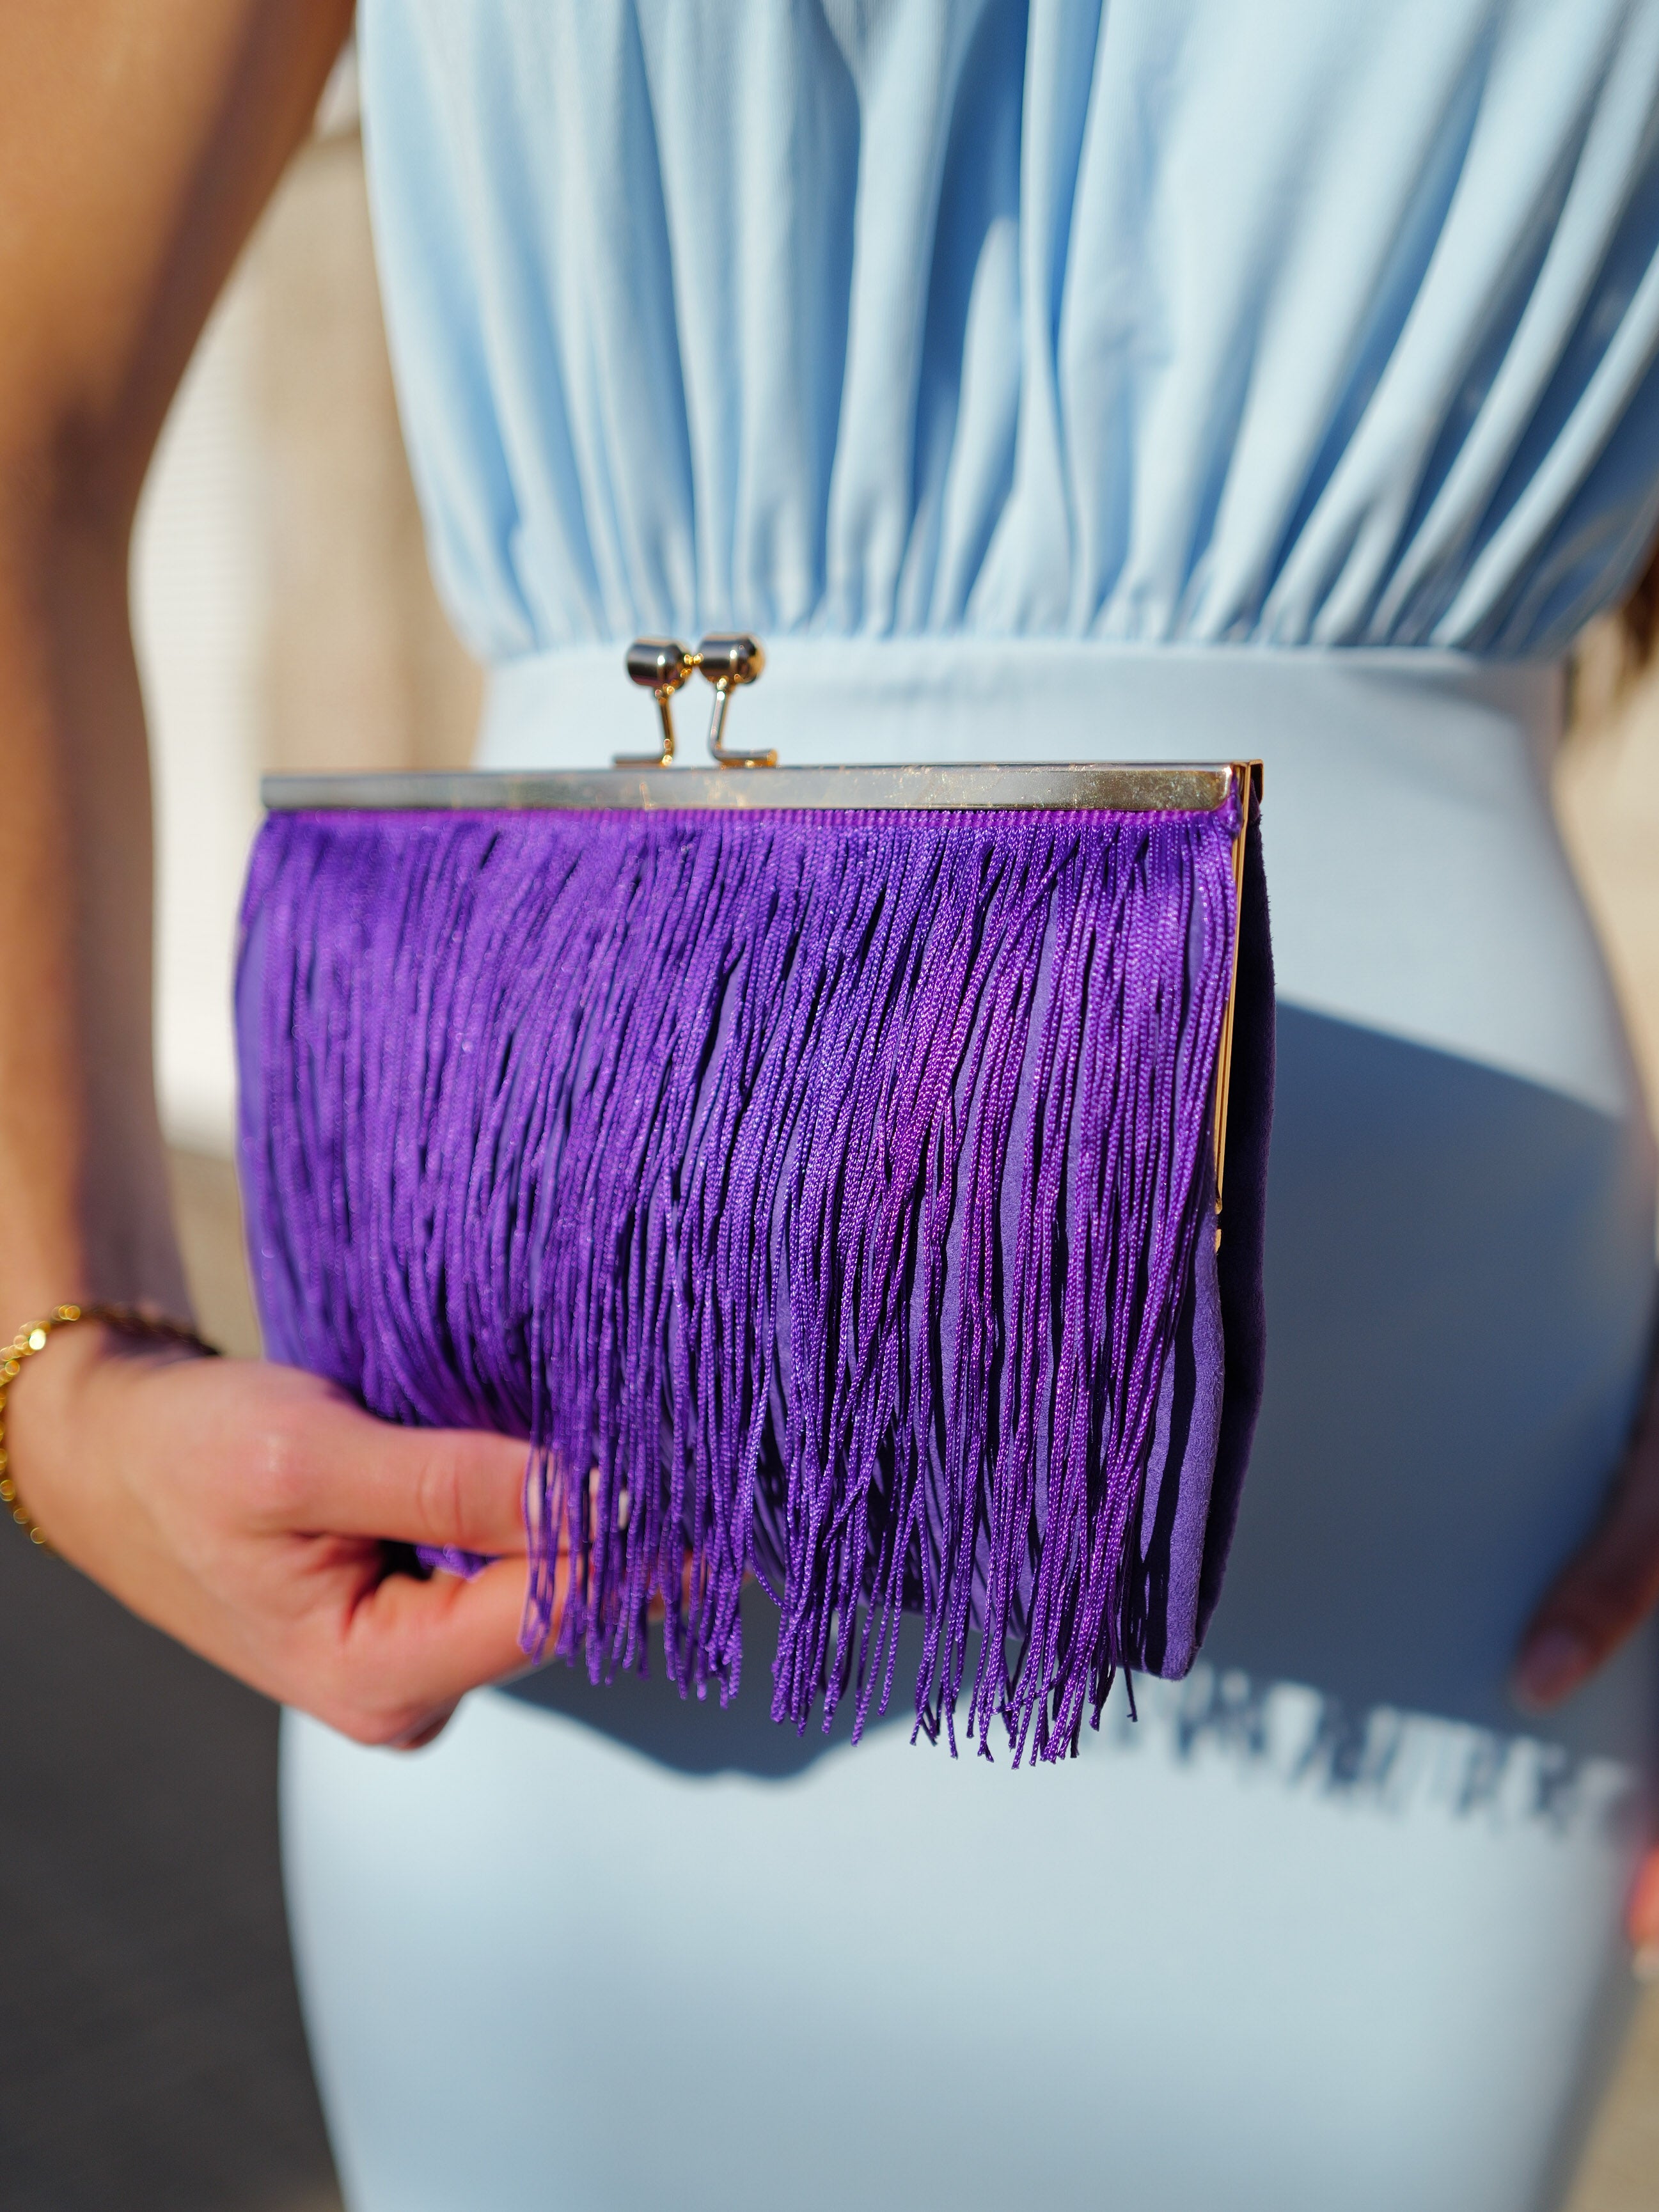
[391,1704,459,1753]
[329,1550,567,1745]
[272,1397,535,1555]
[1513,1429,1659,1710]
[1629,1848,1659,1977]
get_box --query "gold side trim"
[1211,760,1264,1236]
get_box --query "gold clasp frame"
[698,634,774,767]
[617,634,775,769]
[617,639,697,767]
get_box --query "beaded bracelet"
[0,1304,221,1552]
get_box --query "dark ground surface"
[0,1521,340,2212]
[0,1154,340,2212]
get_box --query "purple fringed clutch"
[236,762,1272,1763]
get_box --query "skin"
[0,0,533,1752]
[1513,1350,1659,1968]
[0,0,1655,1925]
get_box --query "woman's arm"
[0,0,533,1748]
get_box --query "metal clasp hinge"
[617,634,774,769]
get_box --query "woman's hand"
[1514,1345,1659,1707]
[1514,1336,1659,1963]
[6,1326,533,1747]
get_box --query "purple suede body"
[236,801,1271,1761]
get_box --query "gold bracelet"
[0,1303,221,1552]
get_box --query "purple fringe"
[237,803,1237,1762]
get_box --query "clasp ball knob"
[617,638,696,767]
[625,638,696,698]
[695,634,774,767]
[695,634,766,692]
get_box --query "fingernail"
[1513,1627,1592,1710]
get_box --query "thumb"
[269,1388,533,1556]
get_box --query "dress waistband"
[480,638,1559,772]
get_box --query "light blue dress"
[282,6,1659,2208]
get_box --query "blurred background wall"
[3,39,1658,2212]
[136,53,479,1362]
